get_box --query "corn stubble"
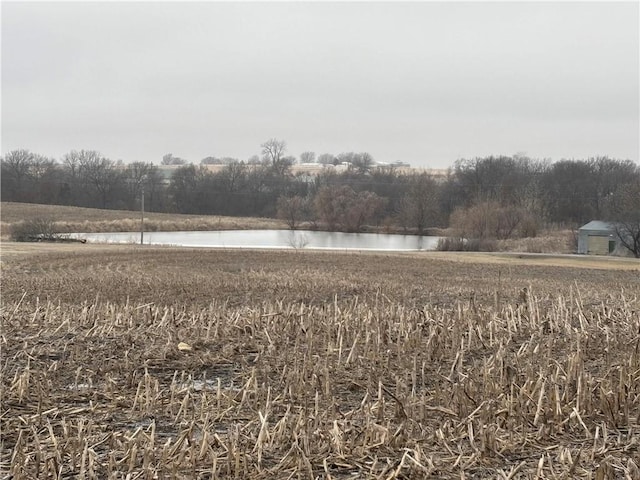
[1,251,639,478]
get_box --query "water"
[72,230,442,252]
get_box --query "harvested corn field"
[1,246,639,478]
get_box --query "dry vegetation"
[1,246,639,478]
[495,229,577,256]
[1,202,579,255]
[0,202,286,239]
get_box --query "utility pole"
[140,181,145,245]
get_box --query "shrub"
[470,238,497,251]
[436,237,497,252]
[436,237,466,251]
[10,217,60,242]
[450,201,539,240]
[517,215,539,238]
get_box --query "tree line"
[2,141,639,244]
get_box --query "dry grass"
[1,248,639,478]
[0,202,285,238]
[434,228,578,255]
[496,230,577,255]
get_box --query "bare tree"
[314,185,349,230]
[162,153,186,165]
[261,139,287,165]
[69,150,124,208]
[277,195,309,229]
[398,173,440,234]
[615,219,640,258]
[168,165,200,213]
[611,181,640,257]
[343,190,385,232]
[314,185,384,232]
[261,139,293,176]
[350,152,375,174]
[299,151,316,164]
[261,138,296,177]
[125,162,159,210]
[218,161,247,193]
[1,149,34,200]
[201,156,221,165]
[29,155,60,204]
[317,153,337,165]
[337,152,356,166]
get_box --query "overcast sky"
[2,1,638,168]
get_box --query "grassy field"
[0,202,286,238]
[1,243,639,478]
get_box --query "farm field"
[1,244,639,478]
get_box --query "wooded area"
[2,146,639,249]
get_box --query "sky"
[1,1,639,168]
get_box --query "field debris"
[1,248,639,478]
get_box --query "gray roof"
[579,220,614,231]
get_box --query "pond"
[72,230,442,252]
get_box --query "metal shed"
[577,220,617,255]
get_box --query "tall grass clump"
[436,236,497,251]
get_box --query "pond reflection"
[73,230,442,252]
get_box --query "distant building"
[390,161,411,168]
[577,220,622,255]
